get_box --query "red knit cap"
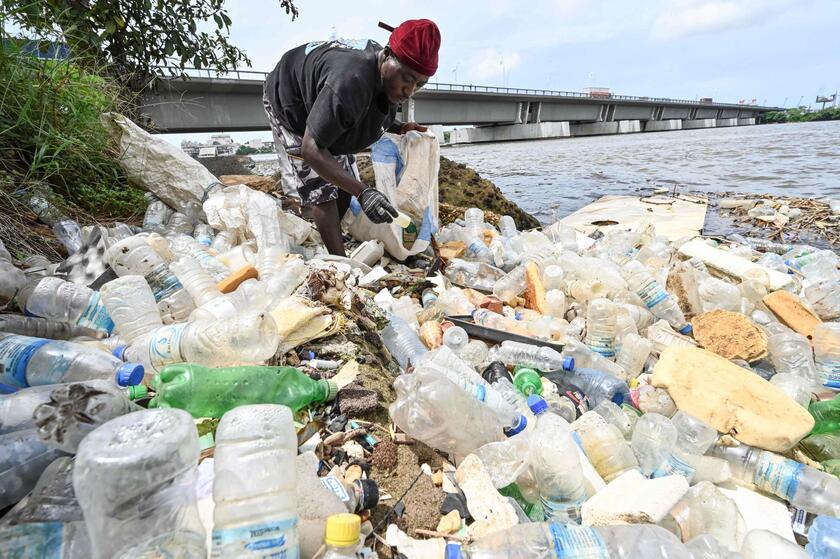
[389,19,441,77]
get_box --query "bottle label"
[636,279,668,309]
[467,241,486,258]
[77,292,115,333]
[753,452,804,501]
[652,453,696,480]
[195,234,213,247]
[0,335,50,387]
[144,264,184,302]
[549,524,608,558]
[320,476,351,504]
[587,335,616,358]
[818,359,840,385]
[211,517,299,558]
[542,496,584,524]
[149,324,187,372]
[0,521,67,557]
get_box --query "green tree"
[2,0,298,84]
[236,145,258,155]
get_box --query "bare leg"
[311,200,346,256]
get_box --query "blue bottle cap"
[562,356,575,371]
[445,542,462,559]
[112,345,128,360]
[115,363,144,387]
[678,324,693,335]
[299,350,315,360]
[504,415,528,437]
[528,394,549,415]
[0,382,19,394]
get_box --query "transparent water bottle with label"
[99,275,163,344]
[212,404,299,558]
[24,276,114,334]
[494,340,574,372]
[0,314,104,341]
[74,408,206,559]
[651,411,717,482]
[142,193,175,232]
[585,298,617,359]
[622,260,691,334]
[169,256,221,306]
[631,412,678,476]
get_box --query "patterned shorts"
[262,92,360,207]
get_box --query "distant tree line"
[236,145,276,156]
[764,106,840,124]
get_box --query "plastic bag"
[343,131,439,261]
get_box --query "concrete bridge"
[140,68,781,144]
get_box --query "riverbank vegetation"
[764,106,840,124]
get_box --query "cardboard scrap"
[691,310,768,361]
[763,291,822,338]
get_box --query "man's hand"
[400,122,428,133]
[359,188,398,224]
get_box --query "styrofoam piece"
[719,485,796,543]
[581,469,689,526]
[678,239,794,291]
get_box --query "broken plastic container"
[651,411,717,482]
[631,412,678,476]
[99,275,163,343]
[24,276,114,334]
[149,363,336,418]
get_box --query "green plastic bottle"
[810,395,840,435]
[149,363,337,418]
[799,431,840,463]
[513,367,543,396]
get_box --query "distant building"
[246,138,265,150]
[198,146,217,158]
[180,140,202,156]
[210,134,235,145]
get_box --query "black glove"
[359,188,398,224]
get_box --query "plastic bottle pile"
[384,207,840,558]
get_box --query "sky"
[163,0,840,146]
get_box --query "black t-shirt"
[264,38,401,155]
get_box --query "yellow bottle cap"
[324,513,360,547]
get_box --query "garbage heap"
[0,115,839,559]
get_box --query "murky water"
[442,121,840,223]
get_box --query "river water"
[441,120,840,224]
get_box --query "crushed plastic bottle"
[0,314,104,340]
[0,429,66,509]
[544,366,631,408]
[24,276,114,334]
[813,323,840,388]
[651,411,717,482]
[99,275,163,343]
[806,515,840,558]
[622,260,691,334]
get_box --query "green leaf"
[221,12,231,26]
[213,14,222,28]
[104,20,116,34]
[114,15,126,28]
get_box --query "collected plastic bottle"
[741,529,809,559]
[0,429,67,509]
[74,408,206,559]
[710,443,840,516]
[0,333,143,388]
[577,423,639,482]
[320,476,379,514]
[527,395,587,523]
[650,412,717,482]
[465,236,494,264]
[443,325,469,352]
[117,311,279,375]
[1,455,80,525]
[164,212,195,235]
[190,278,271,321]
[382,314,428,370]
[52,219,83,254]
[770,373,813,408]
[33,380,141,453]
[169,256,221,306]
[660,481,744,548]
[447,521,688,558]
[767,331,821,385]
[584,298,617,358]
[592,400,634,440]
[810,395,840,435]
[623,260,691,334]
[805,280,840,321]
[698,277,742,312]
[496,214,517,238]
[0,259,26,307]
[0,384,61,434]
[813,323,840,388]
[193,223,215,247]
[142,193,175,231]
[544,367,631,408]
[494,341,574,372]
[631,412,678,476]
[99,275,163,343]
[150,363,337,418]
[472,309,531,336]
[211,229,237,253]
[303,358,341,370]
[464,207,485,239]
[322,513,361,559]
[614,333,653,379]
[390,365,505,456]
[105,235,195,323]
[514,368,543,397]
[493,263,529,303]
[436,286,475,315]
[24,276,114,334]
[806,515,840,558]
[0,314,104,341]
[559,340,624,380]
[212,405,299,558]
[168,234,230,281]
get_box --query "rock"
[432,470,443,486]
[763,291,822,338]
[691,310,768,361]
[336,385,379,416]
[454,454,518,539]
[651,346,814,452]
[341,440,365,461]
[581,469,688,526]
[436,510,462,534]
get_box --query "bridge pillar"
[570,122,619,136]
[644,119,682,132]
[737,118,756,126]
[716,118,738,127]
[617,120,641,133]
[682,118,717,129]
[528,102,542,124]
[450,122,570,144]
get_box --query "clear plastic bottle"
[24,276,114,334]
[498,215,518,238]
[105,235,195,323]
[169,256,221,306]
[741,529,809,559]
[592,400,634,440]
[806,515,840,558]
[2,455,80,525]
[465,236,494,264]
[631,412,678,476]
[472,309,531,335]
[212,405,299,558]
[381,315,428,370]
[577,423,639,482]
[0,314,104,341]
[117,311,279,375]
[493,264,529,303]
[443,325,469,352]
[190,279,271,321]
[464,207,485,239]
[526,395,587,523]
[436,286,475,315]
[769,373,813,408]
[711,443,840,516]
[74,408,206,559]
[698,277,743,312]
[813,323,840,388]
[805,279,840,321]
[33,380,141,453]
[447,521,688,558]
[614,333,653,379]
[1,383,62,434]
[0,259,26,307]
[635,385,678,416]
[323,513,361,559]
[142,193,175,232]
[52,219,82,254]
[0,333,143,388]
[0,429,66,509]
[660,481,744,549]
[494,341,574,372]
[543,265,565,290]
[585,298,617,358]
[193,223,215,247]
[164,212,195,235]
[211,229,237,253]
[544,367,631,408]
[168,234,230,281]
[623,260,691,334]
[545,289,566,318]
[767,331,821,385]
[560,339,626,378]
[99,275,163,344]
[389,365,504,456]
[651,411,717,482]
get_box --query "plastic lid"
[678,324,693,335]
[482,361,513,385]
[299,350,316,360]
[112,345,128,360]
[324,513,361,547]
[355,479,380,511]
[504,414,528,436]
[514,368,543,396]
[445,542,462,559]
[115,363,144,387]
[128,384,149,400]
[320,379,338,402]
[562,356,575,371]
[527,394,549,415]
